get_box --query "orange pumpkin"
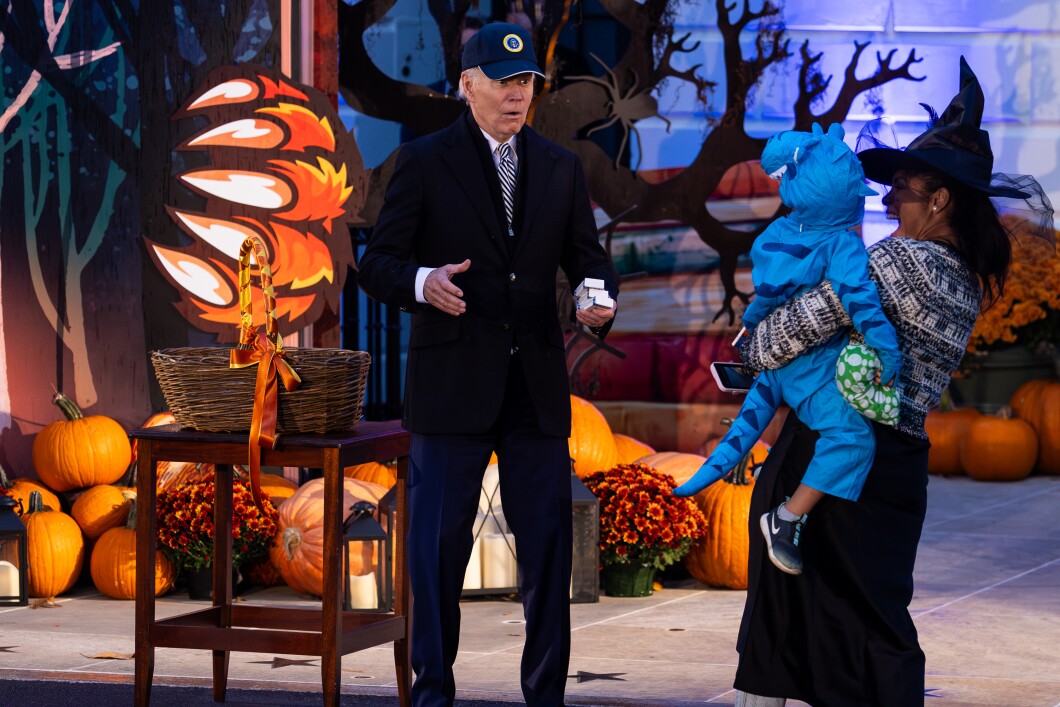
[269,477,388,597]
[959,412,1037,482]
[568,395,619,478]
[635,451,708,487]
[697,437,771,478]
[32,392,132,492]
[685,464,755,589]
[344,461,397,489]
[141,411,177,428]
[1009,379,1051,420]
[613,434,656,464]
[234,467,299,505]
[1009,380,1060,475]
[23,491,85,597]
[71,485,135,540]
[0,465,61,514]
[259,473,300,504]
[924,407,981,475]
[90,498,176,599]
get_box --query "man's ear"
[461,72,474,102]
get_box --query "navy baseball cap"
[461,22,543,80]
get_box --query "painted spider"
[569,53,672,170]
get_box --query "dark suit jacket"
[358,111,618,438]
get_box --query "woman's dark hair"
[918,170,1011,308]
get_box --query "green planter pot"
[601,563,656,597]
[950,346,1058,410]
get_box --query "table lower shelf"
[152,604,406,656]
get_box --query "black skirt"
[734,414,930,706]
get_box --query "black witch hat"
[858,57,1029,198]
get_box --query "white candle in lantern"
[0,560,19,597]
[463,535,482,590]
[347,571,378,610]
[481,533,517,589]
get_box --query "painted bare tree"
[340,0,923,323]
[534,0,924,322]
[0,0,283,474]
[0,0,123,406]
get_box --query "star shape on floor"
[568,671,626,683]
[0,647,17,653]
[247,657,319,669]
[925,687,943,698]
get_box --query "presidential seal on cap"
[461,22,543,81]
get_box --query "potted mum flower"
[155,470,279,598]
[582,463,708,597]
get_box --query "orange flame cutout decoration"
[149,65,367,340]
[257,103,336,152]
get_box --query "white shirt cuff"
[415,267,435,303]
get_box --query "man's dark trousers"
[408,355,572,707]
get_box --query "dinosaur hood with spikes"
[760,122,877,233]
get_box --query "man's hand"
[576,301,616,330]
[424,259,471,316]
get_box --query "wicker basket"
[152,346,370,433]
[152,235,370,434]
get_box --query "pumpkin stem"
[0,464,13,491]
[126,498,138,529]
[50,391,84,421]
[282,527,301,561]
[27,490,46,513]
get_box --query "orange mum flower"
[582,463,708,571]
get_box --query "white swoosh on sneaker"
[771,513,781,534]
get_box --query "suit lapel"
[512,127,556,261]
[440,115,506,257]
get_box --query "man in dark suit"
[357,21,618,707]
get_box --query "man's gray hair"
[456,67,483,102]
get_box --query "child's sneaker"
[760,505,806,575]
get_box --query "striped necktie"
[497,142,516,236]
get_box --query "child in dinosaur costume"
[674,123,902,575]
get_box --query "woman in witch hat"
[728,57,1053,706]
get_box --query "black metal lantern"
[569,471,600,604]
[343,501,388,613]
[0,496,28,606]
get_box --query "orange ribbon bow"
[230,331,301,509]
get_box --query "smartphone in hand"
[711,361,755,393]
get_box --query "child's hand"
[878,352,901,387]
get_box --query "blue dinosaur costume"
[675,123,901,501]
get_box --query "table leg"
[212,463,234,702]
[321,448,342,707]
[134,441,157,706]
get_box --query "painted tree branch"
[794,41,924,128]
[0,0,136,173]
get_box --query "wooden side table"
[131,420,411,707]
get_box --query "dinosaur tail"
[673,375,781,496]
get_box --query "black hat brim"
[859,147,1030,199]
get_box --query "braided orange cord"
[236,236,282,350]
[231,235,301,510]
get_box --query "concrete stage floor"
[0,476,1057,706]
